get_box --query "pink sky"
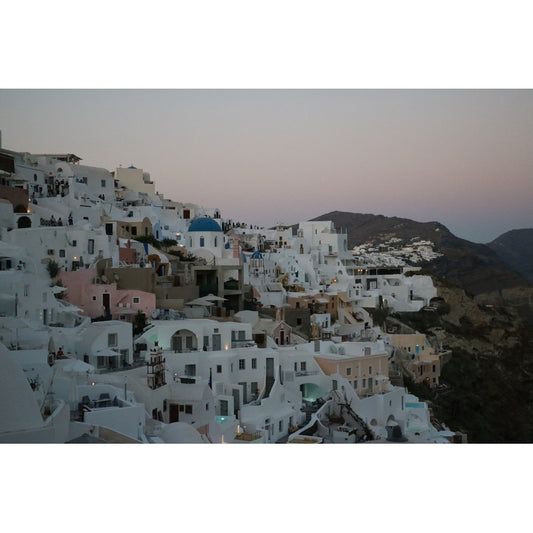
[1,89,532,242]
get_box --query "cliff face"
[387,284,533,443]
[309,211,533,442]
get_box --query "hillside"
[488,228,533,283]
[307,211,533,442]
[310,211,533,317]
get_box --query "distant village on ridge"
[1,131,469,443]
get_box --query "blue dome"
[188,217,223,232]
[251,251,263,259]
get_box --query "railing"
[295,370,319,377]
[234,431,263,442]
[231,340,255,348]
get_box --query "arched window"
[200,236,205,247]
[214,236,218,247]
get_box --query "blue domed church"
[186,217,224,258]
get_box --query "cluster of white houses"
[0,135,456,444]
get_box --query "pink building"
[59,268,155,323]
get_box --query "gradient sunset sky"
[1,89,532,243]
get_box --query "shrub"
[46,260,60,279]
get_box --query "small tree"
[46,259,60,279]
[133,310,147,335]
[161,238,177,250]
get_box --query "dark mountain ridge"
[487,228,533,283]
[311,211,532,299]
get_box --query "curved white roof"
[159,422,206,443]
[0,343,43,434]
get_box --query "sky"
[1,88,532,243]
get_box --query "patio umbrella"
[203,293,227,301]
[185,298,214,306]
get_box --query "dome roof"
[251,251,263,259]
[188,217,222,233]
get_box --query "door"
[212,334,221,351]
[102,293,110,316]
[172,336,182,353]
[239,382,247,404]
[169,404,179,423]
[232,389,240,416]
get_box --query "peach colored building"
[287,292,339,319]
[58,267,155,322]
[314,344,389,397]
[114,216,153,240]
[389,334,441,387]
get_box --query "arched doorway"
[17,216,31,228]
[171,329,197,353]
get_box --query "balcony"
[234,430,263,442]
[231,339,255,349]
[295,370,319,377]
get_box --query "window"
[185,405,192,414]
[432,364,436,372]
[296,317,302,326]
[131,226,137,236]
[279,420,283,432]
[133,297,140,304]
[346,367,352,376]
[163,400,167,412]
[47,249,55,255]
[88,239,94,255]
[214,237,218,247]
[216,365,222,373]
[353,379,358,389]
[92,295,97,301]
[369,366,372,375]
[362,378,366,388]
[239,359,245,370]
[179,405,184,412]
[251,358,257,369]
[251,382,258,395]
[101,179,106,187]
[59,249,65,258]
[294,362,297,371]
[72,240,77,247]
[108,333,118,347]
[200,236,205,247]
[206,403,209,411]
[300,361,307,371]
